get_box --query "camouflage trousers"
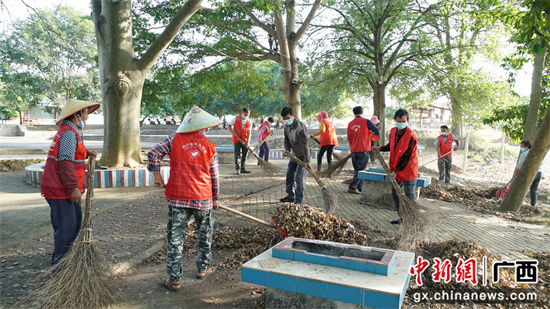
[166,206,213,283]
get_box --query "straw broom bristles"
[232,133,281,175]
[317,153,352,178]
[31,156,118,309]
[372,149,428,252]
[286,152,338,215]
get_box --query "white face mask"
[76,115,85,129]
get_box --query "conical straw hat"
[176,106,222,133]
[56,99,100,125]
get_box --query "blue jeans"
[349,152,369,191]
[284,156,308,204]
[47,198,82,264]
[530,171,542,206]
[258,142,270,162]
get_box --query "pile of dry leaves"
[421,183,540,222]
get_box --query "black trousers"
[317,145,335,170]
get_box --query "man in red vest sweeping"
[436,125,459,185]
[312,111,338,172]
[228,107,252,175]
[375,109,418,224]
[347,106,380,194]
[41,99,99,264]
[257,117,275,162]
[148,106,221,292]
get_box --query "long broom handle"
[420,150,453,167]
[218,205,275,228]
[82,155,96,229]
[309,136,343,161]
[372,149,410,198]
[231,132,264,162]
[285,151,324,185]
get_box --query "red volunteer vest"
[347,117,371,152]
[320,120,338,147]
[231,115,251,144]
[41,124,87,199]
[259,121,270,142]
[371,131,379,142]
[389,127,418,182]
[438,134,454,158]
[165,132,216,201]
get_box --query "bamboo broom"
[372,149,427,251]
[232,132,281,175]
[35,156,118,309]
[309,135,343,160]
[285,151,338,215]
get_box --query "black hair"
[242,107,250,113]
[352,106,363,115]
[520,140,532,149]
[267,117,275,123]
[394,109,409,121]
[441,125,449,131]
[281,106,293,117]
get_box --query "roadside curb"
[112,239,165,275]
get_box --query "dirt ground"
[1,145,549,309]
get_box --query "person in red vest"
[227,107,252,175]
[374,109,418,224]
[436,125,459,185]
[40,99,99,264]
[148,106,221,292]
[311,111,338,172]
[347,106,380,194]
[369,116,381,163]
[257,117,274,162]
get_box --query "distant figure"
[347,106,379,194]
[280,107,312,204]
[257,117,275,162]
[369,116,381,163]
[268,24,279,52]
[311,111,338,172]
[514,140,543,206]
[227,107,252,175]
[436,125,459,185]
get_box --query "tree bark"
[373,83,386,145]
[500,107,550,212]
[91,0,203,167]
[524,50,547,143]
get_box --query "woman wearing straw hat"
[148,106,221,292]
[311,111,338,172]
[40,98,100,265]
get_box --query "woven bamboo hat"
[56,99,100,125]
[176,106,222,133]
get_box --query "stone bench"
[358,168,431,209]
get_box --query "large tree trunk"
[500,108,550,212]
[93,0,143,167]
[524,50,547,143]
[373,83,386,145]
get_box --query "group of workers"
[40,99,544,293]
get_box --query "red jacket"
[320,120,338,147]
[41,124,87,199]
[259,121,270,142]
[438,134,454,158]
[389,127,418,182]
[231,115,251,144]
[165,132,216,201]
[347,117,371,152]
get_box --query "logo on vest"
[190,149,201,159]
[352,125,361,132]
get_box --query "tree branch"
[295,0,323,42]
[137,0,204,71]
[232,0,277,37]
